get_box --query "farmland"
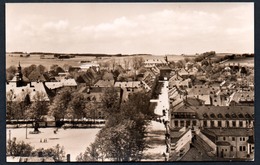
[6,53,185,69]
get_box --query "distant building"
[144,59,167,68]
[79,62,100,71]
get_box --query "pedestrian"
[40,139,42,143]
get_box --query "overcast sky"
[6,3,254,55]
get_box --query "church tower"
[15,62,24,87]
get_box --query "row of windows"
[217,137,245,142]
[221,146,247,152]
[173,120,253,128]
[203,120,244,127]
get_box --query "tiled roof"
[172,105,254,120]
[94,80,115,87]
[203,128,254,137]
[229,91,254,104]
[61,78,77,86]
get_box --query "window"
[223,137,226,141]
[232,137,235,141]
[180,120,184,127]
[239,121,243,127]
[186,120,190,127]
[226,121,229,127]
[243,146,246,151]
[174,120,178,127]
[203,120,207,127]
[192,120,197,126]
[231,146,233,152]
[211,121,215,127]
[232,121,236,127]
[218,121,222,127]
[240,146,242,151]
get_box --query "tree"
[132,57,144,70]
[48,88,73,121]
[31,144,66,162]
[101,87,121,116]
[6,65,17,81]
[26,91,49,132]
[37,64,46,74]
[22,64,37,79]
[78,91,153,162]
[7,138,34,156]
[110,58,116,71]
[6,91,17,120]
[123,58,130,70]
[63,64,71,72]
[28,70,42,81]
[66,93,86,119]
[77,143,100,161]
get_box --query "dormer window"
[217,113,223,118]
[245,113,251,118]
[203,113,208,118]
[225,113,230,118]
[238,113,244,118]
[231,113,237,118]
[210,113,215,118]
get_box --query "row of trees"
[77,89,154,161]
[6,87,101,132]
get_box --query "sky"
[6,3,254,55]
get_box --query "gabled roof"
[203,128,254,137]
[94,80,115,87]
[171,104,254,120]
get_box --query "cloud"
[43,20,69,30]
[6,4,254,54]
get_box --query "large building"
[6,63,50,102]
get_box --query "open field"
[6,54,186,69]
[6,55,96,69]
[6,128,100,161]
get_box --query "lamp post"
[26,123,28,139]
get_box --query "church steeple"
[16,61,23,87]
